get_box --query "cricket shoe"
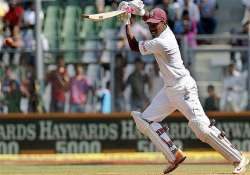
[233,155,249,174]
[164,149,186,174]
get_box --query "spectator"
[1,66,19,96]
[179,0,200,23]
[242,0,250,29]
[126,58,151,111]
[0,21,4,51]
[69,64,92,113]
[20,56,38,112]
[27,79,39,112]
[0,0,9,18]
[143,0,155,7]
[104,0,120,6]
[3,0,23,32]
[204,84,220,111]
[19,79,30,113]
[22,2,44,66]
[0,0,8,50]
[0,62,4,80]
[174,10,197,47]
[96,0,120,12]
[148,60,164,100]
[46,56,69,112]
[22,2,35,65]
[220,63,247,112]
[2,25,23,65]
[198,0,217,34]
[23,2,37,29]
[96,0,105,13]
[231,21,249,71]
[5,79,26,113]
[97,81,111,113]
[41,33,49,51]
[156,0,177,30]
[19,53,33,78]
[0,63,5,112]
[114,53,126,112]
[0,82,4,113]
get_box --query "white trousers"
[140,76,243,164]
[142,76,210,125]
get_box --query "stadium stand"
[215,0,244,33]
[0,0,248,113]
[43,5,60,50]
[61,5,80,62]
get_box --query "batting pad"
[189,119,242,163]
[131,111,176,163]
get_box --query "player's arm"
[3,37,22,48]
[125,23,139,52]
[125,11,150,52]
[120,1,159,55]
[126,22,161,55]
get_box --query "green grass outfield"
[0,152,250,175]
[0,164,249,175]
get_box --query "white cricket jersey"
[139,26,190,86]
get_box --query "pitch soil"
[0,164,249,175]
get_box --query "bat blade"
[82,10,126,21]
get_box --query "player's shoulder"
[150,37,162,43]
[149,37,167,48]
[148,36,167,44]
[141,37,162,47]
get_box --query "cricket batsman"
[118,0,249,174]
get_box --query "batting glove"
[118,1,129,11]
[118,0,145,16]
[128,0,145,16]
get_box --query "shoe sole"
[164,156,187,174]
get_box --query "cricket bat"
[82,10,126,21]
